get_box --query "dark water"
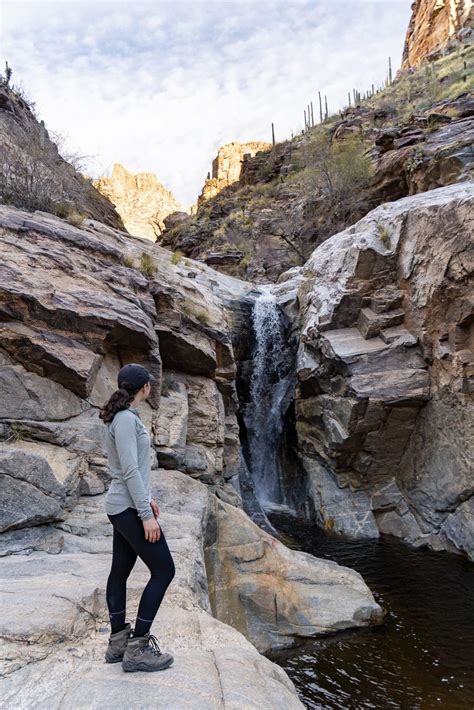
[265,512,474,710]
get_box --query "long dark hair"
[99,381,140,424]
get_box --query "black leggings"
[106,507,176,637]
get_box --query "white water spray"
[247,288,292,507]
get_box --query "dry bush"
[0,135,66,211]
[138,252,155,277]
[300,132,373,239]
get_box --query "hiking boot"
[105,622,133,663]
[121,631,174,672]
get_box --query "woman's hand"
[143,516,161,542]
[150,499,160,519]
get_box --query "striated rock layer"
[273,181,473,560]
[94,163,188,241]
[401,0,473,70]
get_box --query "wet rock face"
[286,182,473,559]
[401,0,473,70]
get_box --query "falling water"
[246,288,294,509]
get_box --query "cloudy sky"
[1,0,412,208]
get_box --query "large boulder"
[204,494,384,652]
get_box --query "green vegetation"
[300,132,374,240]
[8,422,28,442]
[52,202,86,226]
[66,210,86,227]
[404,147,425,177]
[362,39,473,121]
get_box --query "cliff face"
[94,163,187,241]
[0,84,123,229]
[274,181,474,561]
[198,141,272,205]
[401,0,473,69]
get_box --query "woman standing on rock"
[100,363,176,672]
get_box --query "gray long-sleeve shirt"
[103,406,154,521]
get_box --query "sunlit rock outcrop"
[95,163,188,241]
[198,141,272,205]
[401,0,473,70]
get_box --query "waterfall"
[246,287,294,510]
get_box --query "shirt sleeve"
[113,413,153,522]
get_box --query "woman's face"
[142,381,151,399]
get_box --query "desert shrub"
[0,143,61,212]
[375,222,391,248]
[302,132,373,211]
[66,210,86,227]
[138,252,155,277]
[7,422,28,442]
[181,299,210,324]
[292,131,374,248]
[404,147,425,177]
[171,249,184,264]
[122,253,135,268]
[53,202,71,218]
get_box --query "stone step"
[357,307,405,339]
[380,325,417,345]
[322,327,388,358]
[369,287,404,314]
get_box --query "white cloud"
[0,0,412,207]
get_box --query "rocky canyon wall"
[401,0,473,69]
[273,181,473,561]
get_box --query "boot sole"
[105,655,124,663]
[122,656,174,672]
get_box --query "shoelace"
[142,633,162,657]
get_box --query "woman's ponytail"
[99,381,138,424]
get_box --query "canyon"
[0,1,473,704]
